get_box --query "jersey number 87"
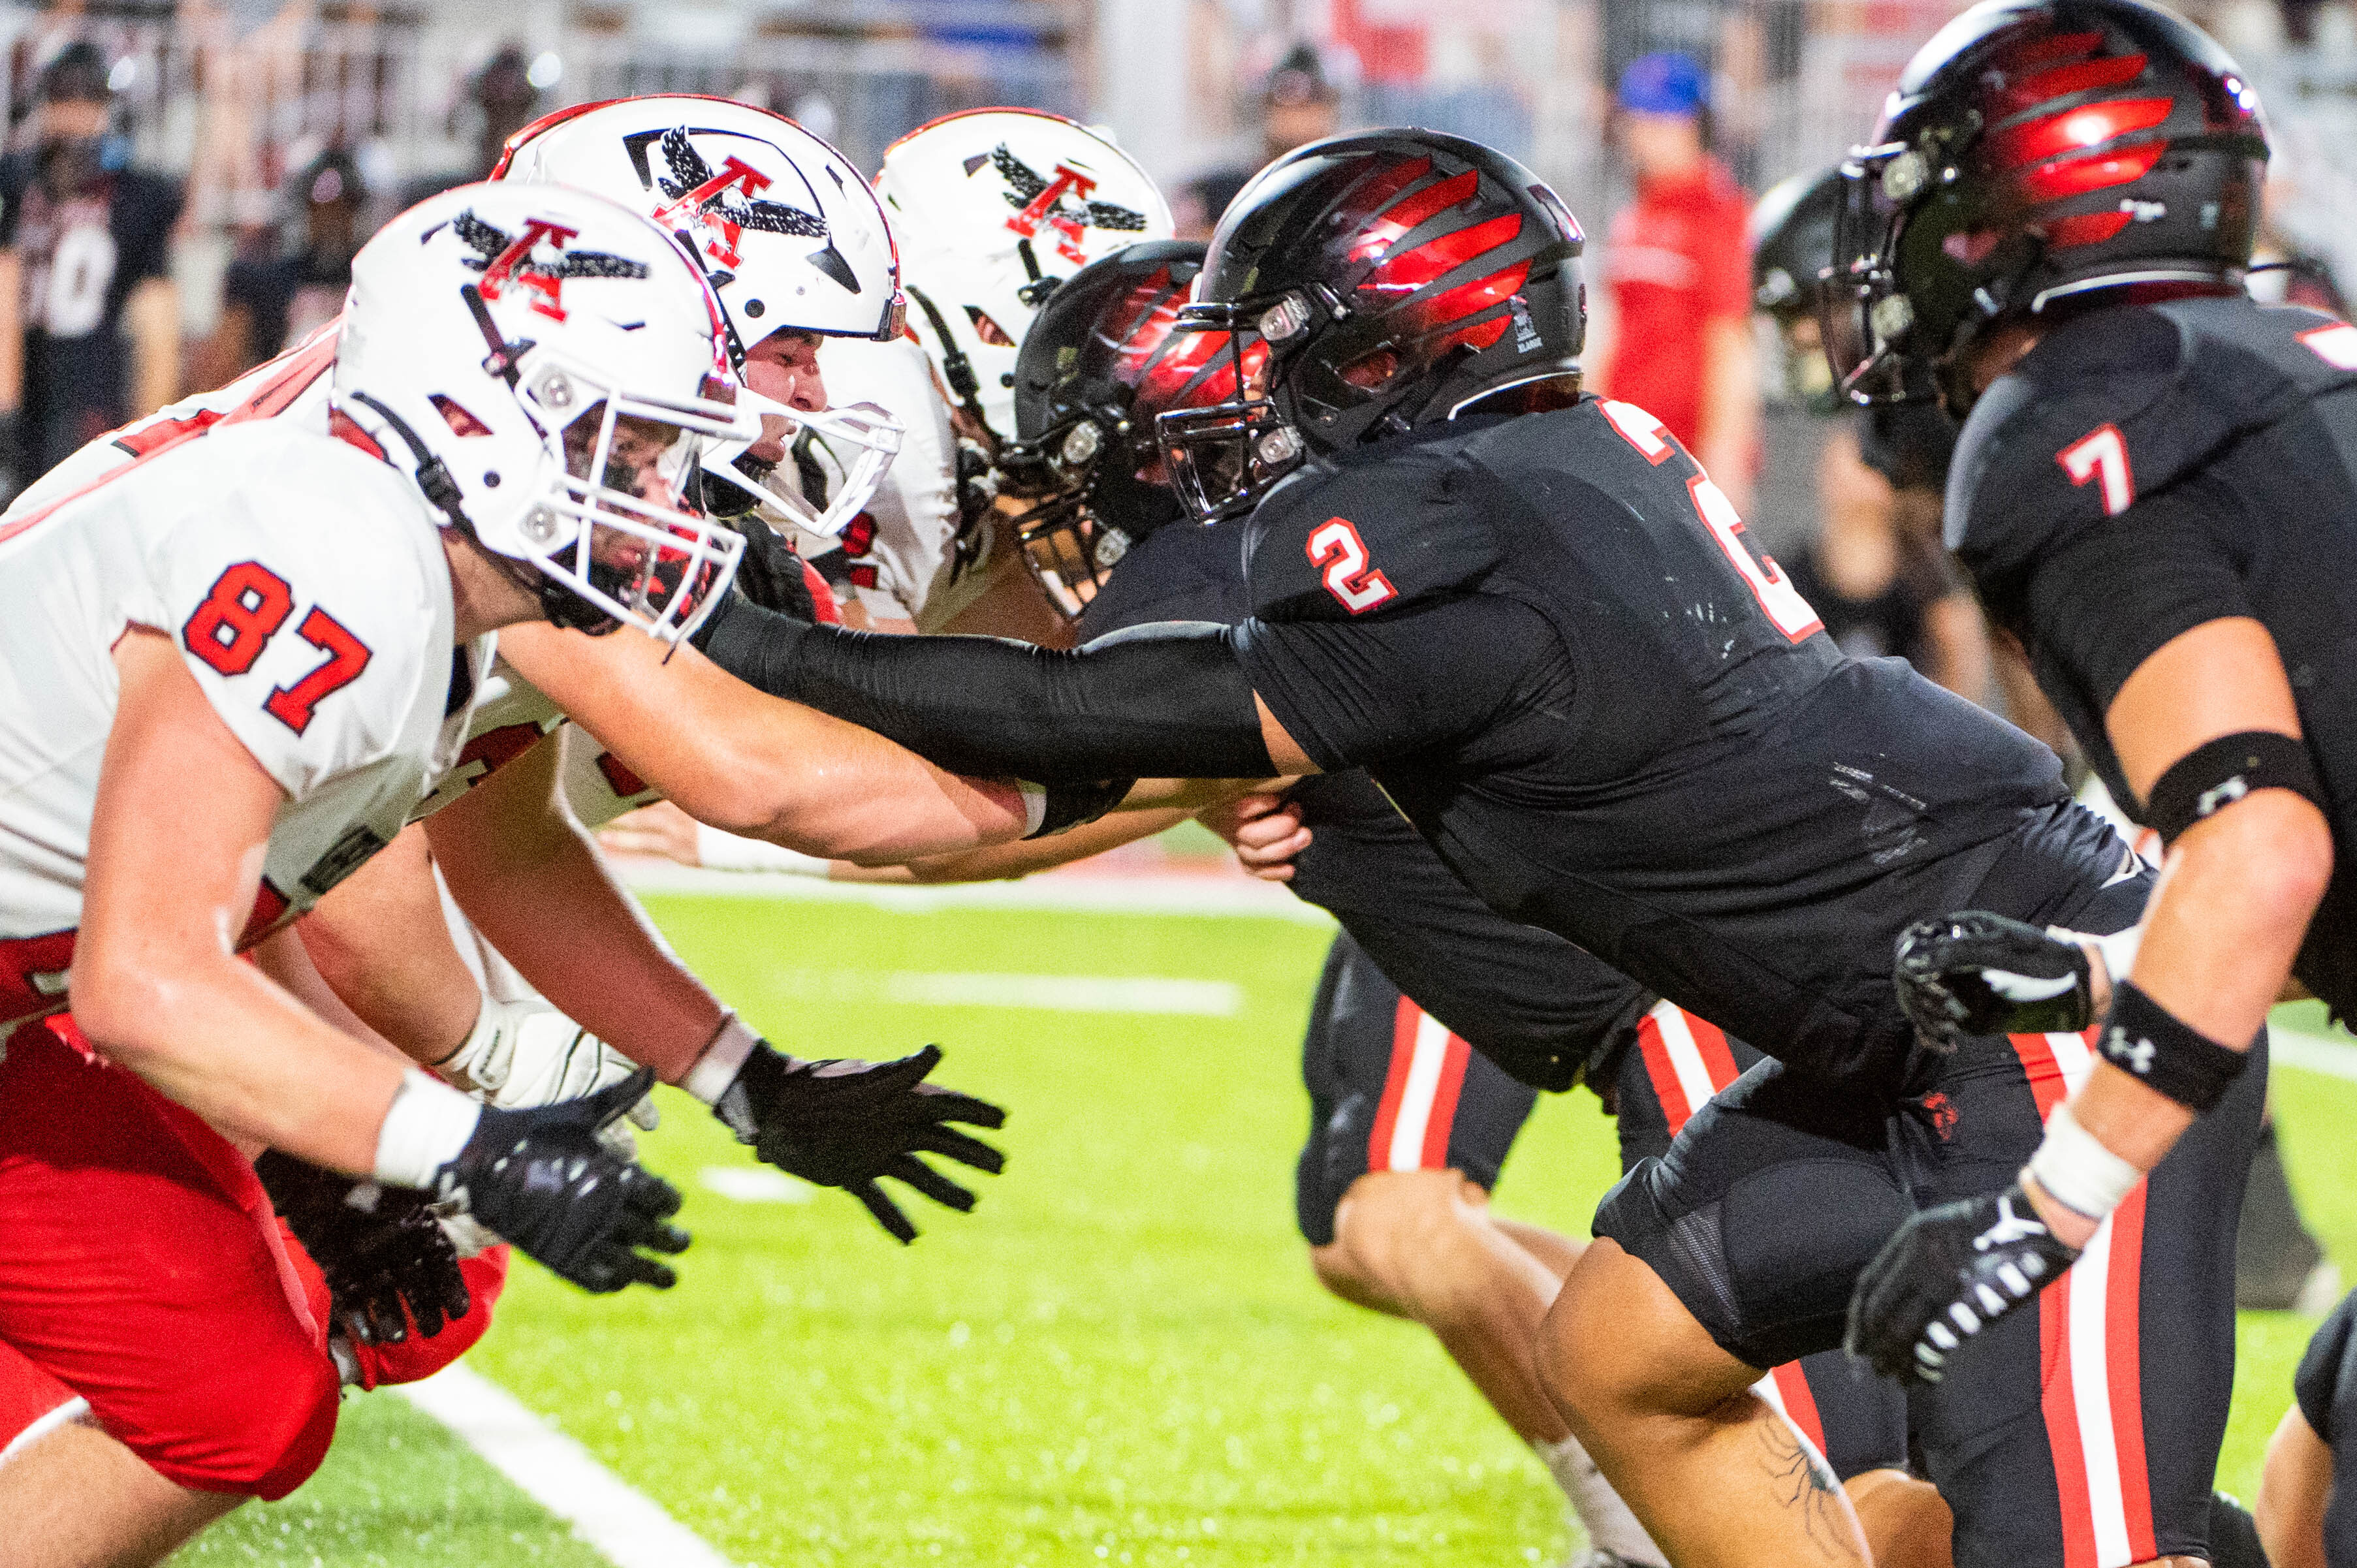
[182,561,373,736]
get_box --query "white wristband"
[373,1069,486,1188]
[2023,1101,2143,1223]
[2046,921,2143,992]
[1015,782,1048,838]
[680,1012,761,1106]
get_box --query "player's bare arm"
[423,721,725,1083]
[76,627,411,1174]
[498,619,1036,865]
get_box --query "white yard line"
[618,862,1335,924]
[398,1364,737,1568]
[699,1165,813,1203]
[2271,1025,2357,1082]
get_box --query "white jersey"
[0,413,482,1029]
[40,329,667,842]
[800,336,1000,629]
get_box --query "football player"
[1822,0,2355,1456]
[5,97,1036,1252]
[2260,1288,2357,1567]
[685,129,2262,1568]
[0,183,716,1568]
[793,109,1175,638]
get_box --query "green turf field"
[178,892,2355,1565]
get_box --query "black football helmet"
[999,240,1234,620]
[1750,168,1848,409]
[1822,0,2267,409]
[1155,129,1585,523]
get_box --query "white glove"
[434,996,660,1133]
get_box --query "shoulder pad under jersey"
[1241,434,1503,622]
[1948,296,2357,585]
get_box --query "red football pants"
[0,1022,338,1498]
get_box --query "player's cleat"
[711,1041,1006,1244]
[1893,911,2096,1048]
[432,1069,689,1293]
[257,1151,471,1346]
[1847,1183,2080,1384]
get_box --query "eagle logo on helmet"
[648,125,827,272]
[972,144,1148,264]
[451,208,650,323]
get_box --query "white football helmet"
[332,183,759,644]
[874,109,1173,449]
[495,96,904,539]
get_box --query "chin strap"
[904,282,996,441]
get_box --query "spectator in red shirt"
[1592,51,1761,510]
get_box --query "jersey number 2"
[1306,518,1398,614]
[182,562,373,736]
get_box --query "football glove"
[435,997,659,1138]
[1846,1183,2080,1385]
[1894,911,2095,1049]
[431,1069,689,1293]
[731,514,820,622]
[714,1042,1006,1243]
[255,1150,471,1347]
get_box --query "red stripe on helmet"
[1365,212,1524,297]
[1348,168,1479,264]
[2019,52,2148,103]
[1329,156,1434,258]
[1987,97,2175,170]
[2021,141,2167,202]
[1401,258,1532,337]
[2043,208,2134,248]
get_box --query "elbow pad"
[698,603,1275,783]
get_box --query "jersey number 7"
[1602,400,1822,643]
[182,561,373,736]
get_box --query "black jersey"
[1231,395,2087,1087]
[0,149,182,479]
[1078,519,1647,1091]
[1947,294,2357,1012]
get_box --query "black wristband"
[2142,730,2325,845]
[1026,779,1135,839]
[2097,980,2251,1112]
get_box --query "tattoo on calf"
[1755,1410,1853,1561]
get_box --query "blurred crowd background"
[5,0,2357,747]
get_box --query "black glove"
[1894,911,2096,1049]
[732,515,819,623]
[432,1069,689,1293]
[714,1042,1006,1243]
[256,1150,470,1346]
[1846,1182,2081,1385]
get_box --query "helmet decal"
[987,144,1151,262]
[451,210,650,322]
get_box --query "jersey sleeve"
[148,470,435,802]
[1242,441,1503,621]
[119,172,185,285]
[1232,591,1570,772]
[2014,486,2253,717]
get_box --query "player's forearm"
[498,622,1032,859]
[1696,315,1759,507]
[428,793,723,1083]
[893,806,1194,883]
[2029,796,2327,1243]
[0,250,22,411]
[697,599,1277,782]
[299,822,483,1063]
[73,943,406,1174]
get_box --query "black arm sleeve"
[2017,485,2253,715]
[697,599,1276,782]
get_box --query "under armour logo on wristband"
[2196,774,2249,819]
[2102,1026,2157,1075]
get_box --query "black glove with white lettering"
[256,1150,471,1346]
[1895,911,2096,1050]
[714,1042,1006,1243]
[432,1069,689,1293]
[1846,1183,2081,1385]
